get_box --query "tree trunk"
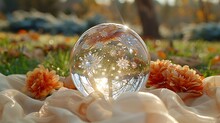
[198,0,208,23]
[135,0,160,39]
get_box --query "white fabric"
[0,73,220,123]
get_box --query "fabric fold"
[0,73,220,123]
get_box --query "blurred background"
[0,0,220,41]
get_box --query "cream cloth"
[0,73,220,123]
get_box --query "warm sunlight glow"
[95,0,135,5]
[123,25,129,30]
[95,0,111,5]
[156,0,176,6]
[94,78,109,93]
[119,0,135,3]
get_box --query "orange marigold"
[24,65,63,99]
[147,60,203,95]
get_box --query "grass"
[146,40,220,77]
[0,54,40,75]
[0,33,219,77]
[42,50,70,76]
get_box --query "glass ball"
[70,23,150,100]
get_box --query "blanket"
[0,74,220,123]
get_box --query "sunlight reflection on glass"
[70,23,150,100]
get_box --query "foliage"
[182,23,220,41]
[2,10,105,35]
[0,33,220,77]
[0,54,40,75]
[147,40,220,77]
[42,50,70,77]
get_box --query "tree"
[135,0,160,39]
[198,0,208,22]
[2,0,60,15]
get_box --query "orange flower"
[207,47,217,53]
[18,29,27,35]
[147,60,203,95]
[211,55,220,65]
[29,32,39,41]
[157,50,167,59]
[148,60,171,86]
[65,37,71,42]
[24,65,63,99]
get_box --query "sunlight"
[119,0,135,3]
[94,78,109,93]
[95,0,111,5]
[156,0,176,6]
[156,0,219,6]
[203,0,219,3]
[95,0,135,5]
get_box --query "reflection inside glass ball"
[70,23,150,100]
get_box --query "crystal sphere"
[70,23,150,100]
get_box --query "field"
[0,32,220,77]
